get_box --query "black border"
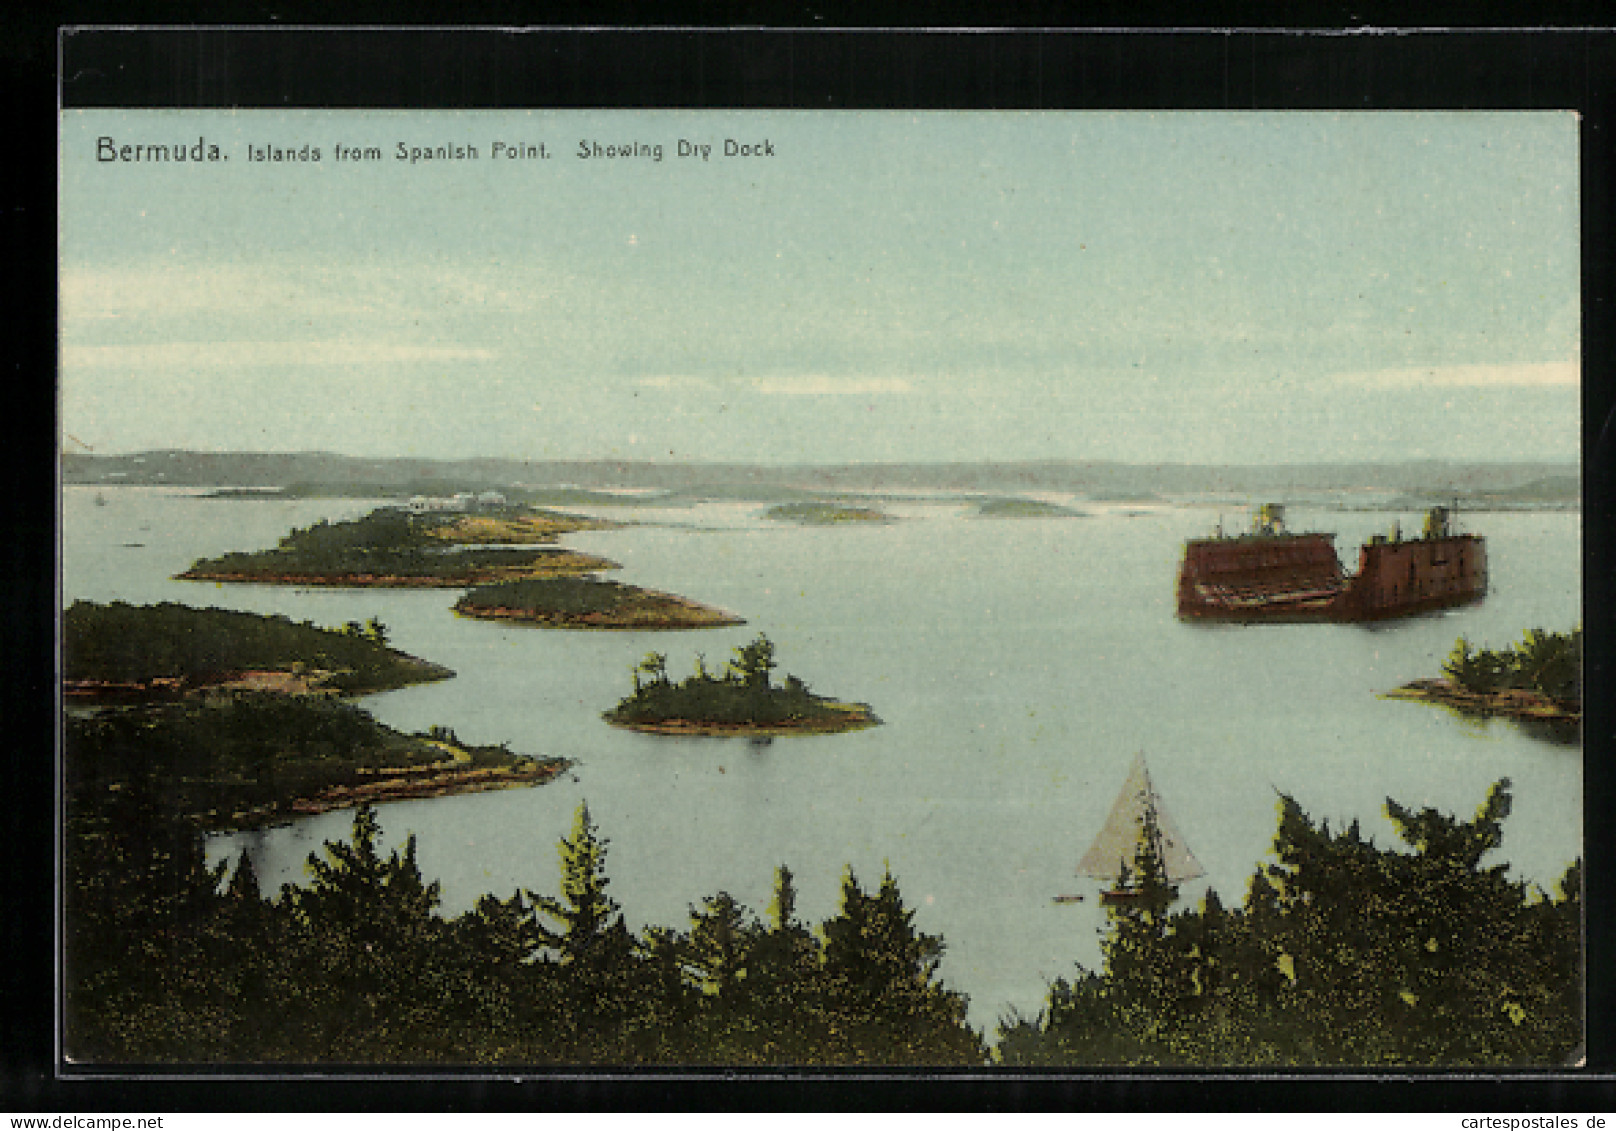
[11,23,1616,1111]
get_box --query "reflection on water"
[62,486,1582,1028]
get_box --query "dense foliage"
[1442,627,1582,706]
[458,577,638,614]
[998,780,1581,1067]
[63,694,1579,1066]
[63,787,984,1065]
[63,600,449,692]
[64,696,538,829]
[604,635,874,728]
[452,576,723,621]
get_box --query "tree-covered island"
[69,696,568,831]
[603,634,880,735]
[176,505,618,587]
[63,600,453,699]
[973,497,1088,518]
[764,500,890,525]
[1384,627,1581,743]
[455,577,743,630]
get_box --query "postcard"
[58,102,1583,1070]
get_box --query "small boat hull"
[1099,886,1178,906]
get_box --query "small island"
[177,505,618,587]
[1384,627,1581,744]
[63,600,453,700]
[973,497,1087,519]
[764,501,890,525]
[603,634,880,736]
[455,577,743,630]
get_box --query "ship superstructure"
[1177,504,1486,622]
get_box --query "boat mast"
[1077,753,1206,889]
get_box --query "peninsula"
[66,696,567,832]
[455,577,743,630]
[603,634,880,736]
[176,505,617,587]
[63,600,453,700]
[1384,627,1581,743]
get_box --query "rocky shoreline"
[281,759,571,819]
[607,702,880,736]
[1384,678,1580,728]
[176,553,615,588]
[63,659,455,703]
[455,596,743,630]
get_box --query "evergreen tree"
[526,801,645,1061]
[529,802,630,971]
[729,634,777,690]
[685,891,756,1000]
[737,865,828,1062]
[281,805,449,1059]
[1009,780,1580,1067]
[818,866,985,1064]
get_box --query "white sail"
[1076,752,1206,885]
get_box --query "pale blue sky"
[59,110,1580,464]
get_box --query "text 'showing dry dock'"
[1176,504,1487,623]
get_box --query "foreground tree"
[1001,780,1581,1067]
[818,866,986,1065]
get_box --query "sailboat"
[1064,752,1206,906]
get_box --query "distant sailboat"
[1072,752,1205,905]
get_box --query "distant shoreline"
[62,453,1580,511]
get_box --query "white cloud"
[635,375,716,391]
[61,340,496,370]
[1339,361,1579,390]
[750,375,914,396]
[635,374,915,396]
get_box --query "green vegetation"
[603,635,880,734]
[62,708,1578,1065]
[1387,627,1581,744]
[973,497,1087,518]
[63,600,452,696]
[65,696,562,831]
[999,780,1580,1066]
[764,501,889,525]
[1441,628,1582,706]
[64,792,982,1064]
[455,577,743,630]
[177,506,616,586]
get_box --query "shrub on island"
[604,635,879,734]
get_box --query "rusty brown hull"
[1177,530,1487,623]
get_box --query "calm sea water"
[62,485,1583,1031]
